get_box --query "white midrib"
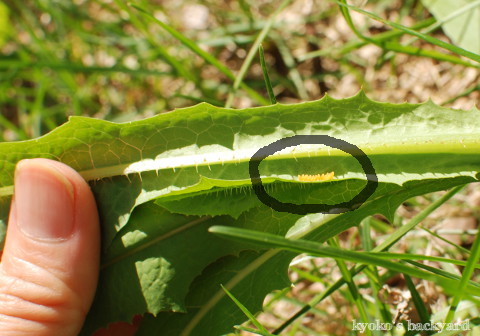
[0,146,349,197]
[1,137,476,198]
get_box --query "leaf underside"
[0,92,479,335]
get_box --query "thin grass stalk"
[259,45,277,104]
[328,237,372,336]
[404,274,432,334]
[221,285,271,335]
[299,17,435,61]
[271,33,308,100]
[334,0,480,64]
[224,0,291,107]
[381,0,480,64]
[131,4,268,106]
[444,227,480,323]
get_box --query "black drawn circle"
[249,135,378,215]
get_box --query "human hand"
[0,159,100,335]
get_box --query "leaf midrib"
[73,137,480,181]
[0,137,477,198]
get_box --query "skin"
[0,159,100,336]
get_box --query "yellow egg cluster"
[298,171,335,182]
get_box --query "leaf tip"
[208,225,223,234]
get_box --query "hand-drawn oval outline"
[249,135,378,215]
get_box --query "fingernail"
[14,160,75,240]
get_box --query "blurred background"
[0,0,478,141]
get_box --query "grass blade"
[404,274,432,335]
[380,0,480,66]
[114,0,195,82]
[131,4,230,77]
[375,186,466,251]
[444,227,480,323]
[299,17,436,61]
[421,226,471,254]
[130,3,268,106]
[441,84,480,105]
[335,0,480,64]
[405,260,480,290]
[328,237,372,336]
[208,226,480,296]
[224,0,291,107]
[370,252,478,268]
[271,33,308,100]
[259,45,276,104]
[379,41,479,68]
[235,325,273,336]
[221,284,272,335]
[271,185,466,333]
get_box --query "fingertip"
[0,158,100,336]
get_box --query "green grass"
[1,0,479,335]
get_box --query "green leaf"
[84,178,476,334]
[80,202,301,335]
[0,93,478,246]
[135,250,294,336]
[422,0,480,54]
[0,93,480,334]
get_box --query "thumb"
[0,159,100,336]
